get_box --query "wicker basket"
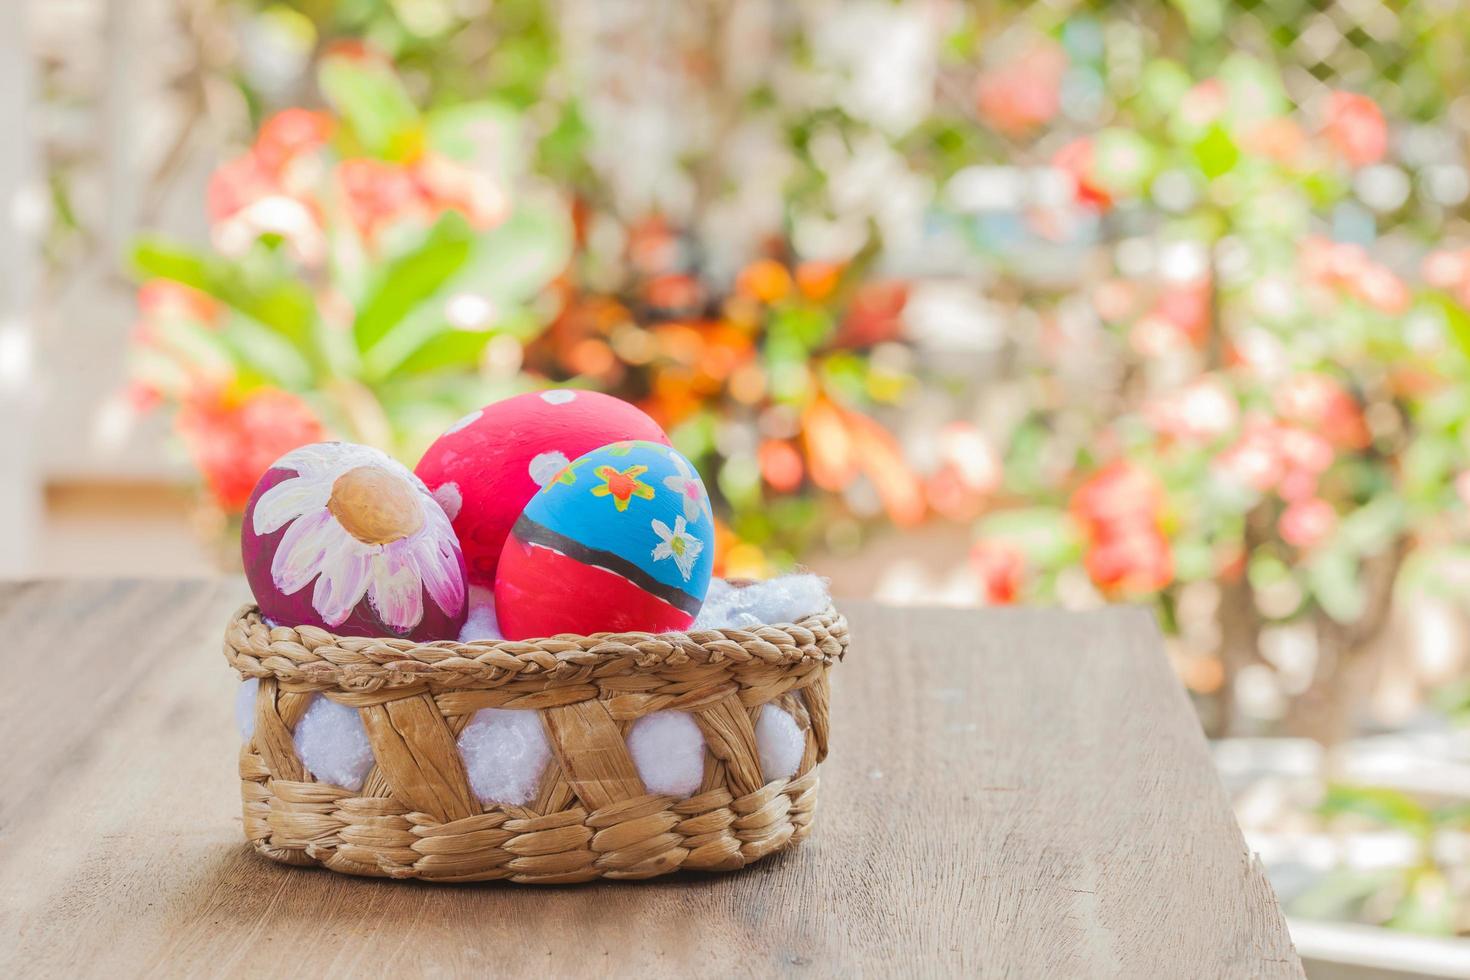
[222,602,848,883]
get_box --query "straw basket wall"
[223,603,848,883]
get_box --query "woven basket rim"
[223,603,848,691]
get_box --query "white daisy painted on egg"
[651,516,703,582]
[662,451,713,523]
[251,443,465,631]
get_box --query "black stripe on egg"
[509,514,703,616]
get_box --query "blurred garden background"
[7,0,1470,972]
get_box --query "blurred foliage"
[128,0,1470,698]
[129,47,570,508]
[1291,784,1470,935]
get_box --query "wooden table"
[0,580,1301,977]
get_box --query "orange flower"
[758,440,804,493]
[846,411,925,527]
[737,259,793,305]
[801,398,858,491]
[796,261,842,301]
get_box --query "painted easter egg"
[242,441,468,640]
[414,390,671,588]
[494,440,715,639]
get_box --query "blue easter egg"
[494,440,716,638]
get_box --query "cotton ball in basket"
[414,390,670,588]
[756,706,805,782]
[242,442,468,640]
[294,695,375,791]
[457,709,551,805]
[235,678,259,741]
[627,711,706,797]
[494,440,715,640]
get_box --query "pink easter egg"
[414,389,671,587]
[241,441,468,640]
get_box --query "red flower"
[1213,427,1283,494]
[973,41,1066,137]
[1324,92,1388,167]
[176,387,327,512]
[207,153,276,224]
[1084,526,1174,595]
[970,540,1025,605]
[838,280,908,347]
[1070,461,1165,540]
[337,158,426,239]
[1424,249,1470,290]
[413,153,507,231]
[1179,79,1228,128]
[137,280,219,324]
[1274,373,1369,450]
[1052,138,1111,211]
[254,109,334,177]
[1144,377,1238,444]
[1072,461,1174,596]
[1279,497,1337,550]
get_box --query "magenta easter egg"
[494,440,715,639]
[242,442,468,640]
[414,390,671,587]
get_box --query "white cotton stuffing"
[458,585,504,642]
[756,706,805,782]
[457,708,551,805]
[293,694,376,791]
[235,677,259,741]
[693,574,830,630]
[627,710,706,797]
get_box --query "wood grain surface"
[0,579,1301,978]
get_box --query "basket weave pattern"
[223,604,848,883]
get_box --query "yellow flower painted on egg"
[591,464,654,512]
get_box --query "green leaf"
[217,314,313,389]
[357,198,569,380]
[1093,128,1156,198]
[427,101,523,181]
[455,193,572,307]
[1193,125,1240,179]
[1288,868,1392,922]
[318,51,421,159]
[132,238,211,288]
[1390,870,1456,935]
[1319,784,1430,832]
[132,237,319,354]
[1425,291,1470,361]
[976,508,1082,567]
[353,213,476,354]
[1336,496,1406,555]
[1307,547,1365,623]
